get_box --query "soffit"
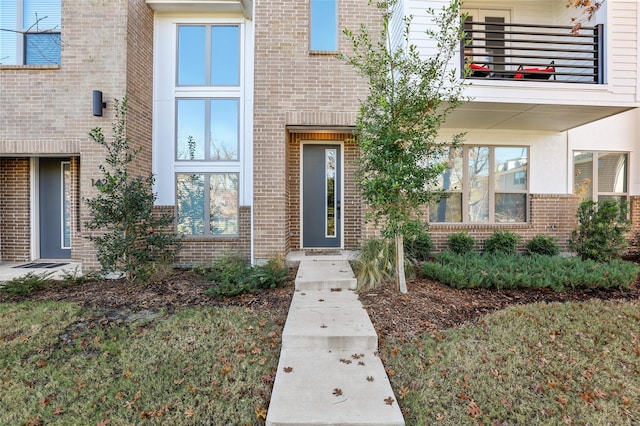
[443,102,634,132]
[146,0,253,19]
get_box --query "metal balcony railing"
[461,21,603,84]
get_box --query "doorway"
[302,144,342,248]
[39,158,72,259]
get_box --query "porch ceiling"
[444,102,633,132]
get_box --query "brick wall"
[0,158,31,261]
[429,194,581,252]
[253,0,380,260]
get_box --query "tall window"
[430,146,529,223]
[574,152,628,203]
[175,24,242,236]
[0,0,61,65]
[310,0,337,51]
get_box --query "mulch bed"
[3,267,639,341]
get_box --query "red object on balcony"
[515,61,556,80]
[469,63,491,77]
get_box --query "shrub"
[0,272,52,297]
[569,199,631,262]
[483,230,521,256]
[526,234,560,256]
[252,254,288,290]
[422,252,638,291]
[205,254,288,298]
[85,97,181,283]
[447,232,476,254]
[404,229,434,262]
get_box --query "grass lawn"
[0,302,281,425]
[381,299,640,425]
[2,289,639,425]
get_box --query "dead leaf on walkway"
[333,388,343,396]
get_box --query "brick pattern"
[287,132,362,251]
[253,0,381,260]
[0,158,31,261]
[176,206,252,264]
[429,194,581,252]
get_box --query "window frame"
[309,0,338,52]
[175,23,241,87]
[171,20,245,238]
[0,0,61,65]
[430,145,530,224]
[573,151,629,202]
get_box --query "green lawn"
[381,299,640,425]
[0,302,281,425]
[2,297,639,425]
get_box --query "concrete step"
[282,289,377,351]
[266,349,405,426]
[295,259,357,290]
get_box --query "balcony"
[442,18,638,132]
[462,21,603,84]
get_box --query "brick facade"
[429,194,581,252]
[0,158,31,261]
[253,0,381,261]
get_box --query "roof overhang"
[146,0,253,19]
[444,102,635,132]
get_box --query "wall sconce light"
[92,90,107,117]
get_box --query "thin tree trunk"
[396,234,408,294]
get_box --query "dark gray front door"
[39,158,71,259]
[302,144,341,248]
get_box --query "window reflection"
[326,149,336,237]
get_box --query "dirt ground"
[4,267,640,340]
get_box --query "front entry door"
[302,144,341,248]
[39,158,72,259]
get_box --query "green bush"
[404,230,434,262]
[0,272,52,297]
[447,232,476,254]
[205,254,288,298]
[483,230,521,256]
[421,252,638,291]
[526,234,560,256]
[569,199,631,262]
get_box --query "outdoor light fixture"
[92,90,107,116]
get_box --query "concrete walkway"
[0,261,82,282]
[267,258,405,426]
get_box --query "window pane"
[210,99,239,160]
[574,152,593,199]
[310,0,337,51]
[326,149,336,237]
[24,0,61,28]
[433,147,463,190]
[495,147,527,191]
[495,193,526,223]
[211,25,239,85]
[177,174,205,235]
[210,174,239,235]
[177,26,206,85]
[25,32,60,64]
[429,193,462,222]
[177,99,205,160]
[62,162,71,248]
[468,147,489,222]
[598,153,627,193]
